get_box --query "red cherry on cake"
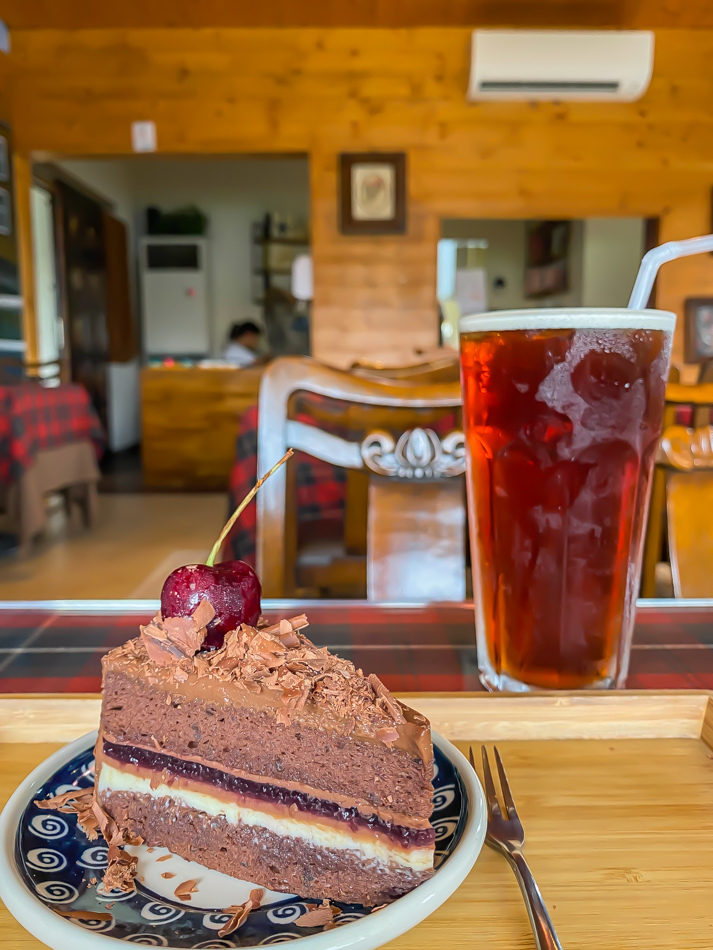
[160,561,261,650]
[157,449,293,651]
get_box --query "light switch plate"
[131,121,157,153]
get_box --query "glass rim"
[459,307,677,334]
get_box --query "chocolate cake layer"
[102,740,435,850]
[102,790,433,905]
[102,670,432,818]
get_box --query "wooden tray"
[2,691,713,949]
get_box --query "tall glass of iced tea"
[459,309,675,691]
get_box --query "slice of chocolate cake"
[95,603,435,906]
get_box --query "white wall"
[57,156,310,355]
[581,217,646,308]
[442,219,526,310]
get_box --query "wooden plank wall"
[6,28,713,369]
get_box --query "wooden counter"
[141,365,263,490]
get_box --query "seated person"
[222,320,263,367]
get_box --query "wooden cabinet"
[141,365,263,490]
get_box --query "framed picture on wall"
[524,220,571,298]
[338,153,406,235]
[684,297,713,362]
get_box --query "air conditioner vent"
[478,80,620,94]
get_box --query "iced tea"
[459,311,674,690]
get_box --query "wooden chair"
[256,357,465,601]
[657,416,713,597]
[693,360,713,428]
[351,354,460,384]
[346,354,461,564]
[642,383,713,598]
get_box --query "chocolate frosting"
[104,609,432,767]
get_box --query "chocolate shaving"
[85,797,143,893]
[368,673,406,723]
[75,806,101,841]
[141,628,184,666]
[102,849,137,893]
[161,872,176,879]
[92,799,120,850]
[155,853,172,862]
[296,899,340,928]
[217,888,264,937]
[174,878,199,901]
[35,788,88,809]
[260,614,309,644]
[140,599,214,666]
[107,828,128,864]
[218,904,250,937]
[34,788,101,841]
[57,909,113,921]
[192,598,215,630]
[371,903,388,913]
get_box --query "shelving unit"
[250,221,309,306]
[250,219,311,356]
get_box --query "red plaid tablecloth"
[0,601,711,694]
[227,397,460,565]
[0,383,105,485]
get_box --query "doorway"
[437,217,652,347]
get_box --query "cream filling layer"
[98,762,434,872]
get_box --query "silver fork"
[472,745,563,950]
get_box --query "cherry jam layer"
[102,740,435,850]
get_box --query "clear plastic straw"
[628,233,713,310]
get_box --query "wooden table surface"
[2,692,713,949]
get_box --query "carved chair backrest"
[643,382,713,598]
[256,357,465,600]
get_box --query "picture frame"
[524,220,571,299]
[684,297,713,363]
[338,153,406,235]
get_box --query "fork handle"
[506,849,563,950]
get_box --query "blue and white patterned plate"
[0,730,486,950]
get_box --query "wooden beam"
[3,0,713,30]
[13,152,38,365]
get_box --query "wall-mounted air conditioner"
[468,30,654,102]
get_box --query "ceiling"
[2,0,713,30]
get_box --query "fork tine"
[480,745,501,816]
[493,746,518,818]
[468,745,476,769]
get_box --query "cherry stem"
[206,448,294,567]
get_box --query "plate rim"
[0,728,486,950]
